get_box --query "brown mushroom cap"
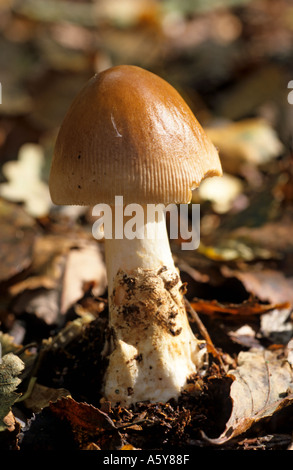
[49,65,222,205]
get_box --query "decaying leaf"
[49,396,123,449]
[0,353,25,432]
[204,349,293,444]
[10,234,107,324]
[49,396,115,431]
[23,382,70,413]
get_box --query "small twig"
[116,418,149,429]
[184,297,226,371]
[14,342,38,356]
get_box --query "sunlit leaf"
[0,143,51,217]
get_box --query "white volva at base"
[103,207,207,405]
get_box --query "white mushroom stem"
[103,205,207,406]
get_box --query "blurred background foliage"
[0,0,292,172]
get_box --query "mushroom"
[49,65,222,406]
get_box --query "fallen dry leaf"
[61,242,107,314]
[204,349,293,444]
[49,396,123,449]
[190,297,291,318]
[23,382,70,413]
[10,234,107,324]
[222,266,293,305]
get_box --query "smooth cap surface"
[49,65,222,205]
